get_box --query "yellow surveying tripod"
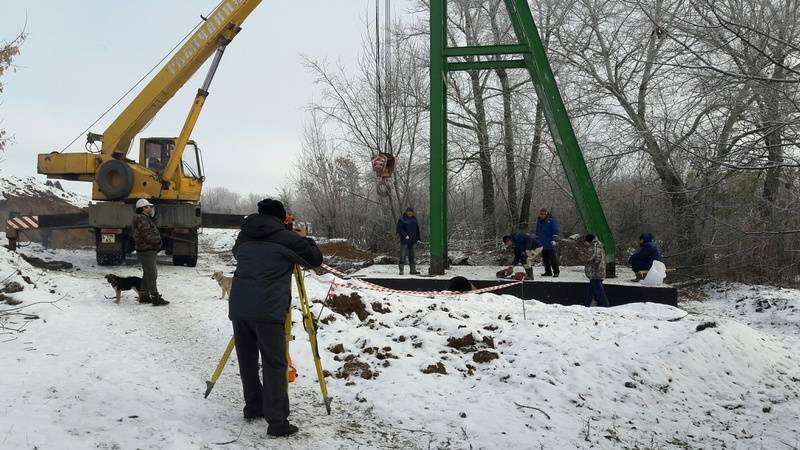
[204,265,332,415]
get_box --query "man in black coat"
[228,198,323,437]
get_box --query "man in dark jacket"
[396,207,421,275]
[628,233,661,281]
[502,231,542,279]
[228,198,323,437]
[534,207,561,277]
[132,198,168,306]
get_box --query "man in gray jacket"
[582,234,609,307]
[229,199,323,437]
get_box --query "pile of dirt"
[336,358,374,380]
[326,292,369,321]
[319,240,372,260]
[19,254,73,271]
[371,302,390,313]
[447,333,477,349]
[0,177,93,249]
[421,362,448,375]
[472,350,499,363]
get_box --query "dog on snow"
[104,274,142,304]
[211,271,232,300]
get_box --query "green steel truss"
[428,0,616,275]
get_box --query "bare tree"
[0,30,26,158]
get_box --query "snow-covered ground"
[1,231,799,449]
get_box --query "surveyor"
[132,198,168,306]
[628,232,661,281]
[396,207,421,275]
[581,234,609,307]
[502,232,542,279]
[228,198,323,437]
[534,207,561,277]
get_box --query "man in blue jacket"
[502,231,542,279]
[628,232,661,281]
[229,198,323,437]
[534,207,561,277]
[396,207,421,275]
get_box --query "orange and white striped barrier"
[6,215,39,230]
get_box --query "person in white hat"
[133,198,168,306]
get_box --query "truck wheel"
[97,159,134,200]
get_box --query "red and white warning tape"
[6,215,39,230]
[319,263,522,297]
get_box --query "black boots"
[400,265,421,275]
[151,294,170,306]
[267,421,299,437]
[138,292,168,305]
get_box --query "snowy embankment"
[0,232,798,449]
[0,175,90,208]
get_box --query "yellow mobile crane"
[37,0,262,265]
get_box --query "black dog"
[105,274,142,304]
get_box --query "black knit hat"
[585,234,596,242]
[257,198,287,220]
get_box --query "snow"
[0,175,91,208]
[1,240,799,449]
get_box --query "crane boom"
[100,0,261,157]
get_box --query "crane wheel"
[97,160,134,200]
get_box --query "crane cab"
[139,137,204,182]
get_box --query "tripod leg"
[286,309,297,382]
[205,336,236,398]
[293,265,333,414]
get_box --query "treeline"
[240,0,800,285]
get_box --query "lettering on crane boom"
[167,0,246,76]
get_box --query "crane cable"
[384,0,391,157]
[58,1,223,153]
[374,0,392,158]
[375,0,382,159]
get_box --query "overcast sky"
[0,1,415,198]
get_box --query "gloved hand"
[550,241,556,247]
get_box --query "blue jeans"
[400,242,416,266]
[584,279,609,307]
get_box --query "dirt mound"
[319,240,372,260]
[0,177,93,249]
[336,358,374,380]
[371,302,390,313]
[326,292,369,321]
[447,333,477,349]
[19,254,73,271]
[328,343,345,354]
[421,362,448,375]
[473,350,499,363]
